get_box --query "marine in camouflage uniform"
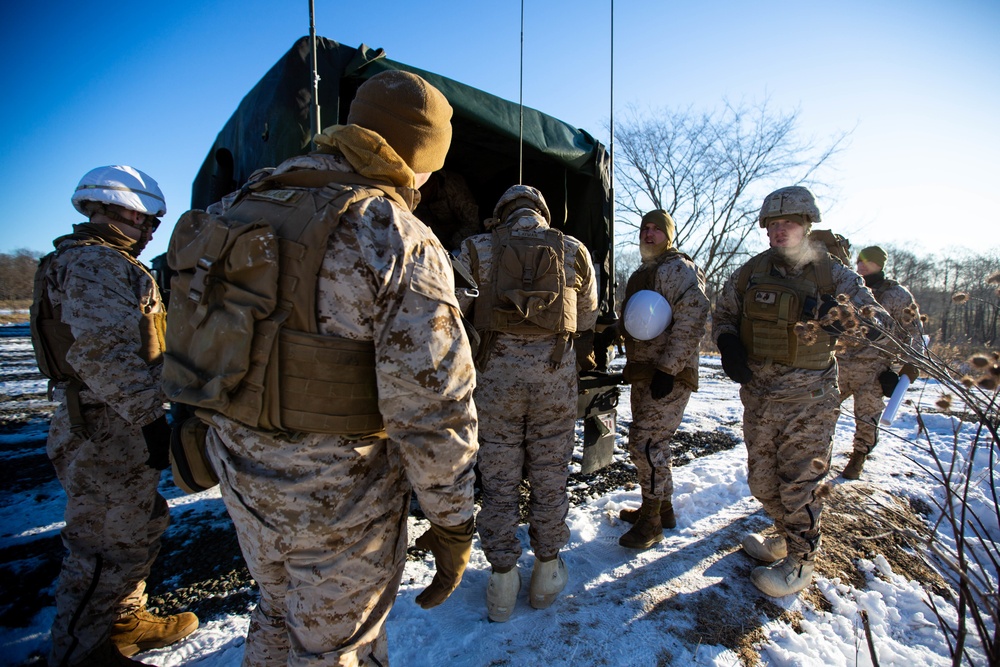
[202,72,478,666]
[836,245,923,479]
[617,210,709,549]
[713,186,888,598]
[35,166,197,667]
[456,185,598,621]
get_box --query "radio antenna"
[309,0,321,150]
[518,0,525,184]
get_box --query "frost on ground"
[0,324,989,666]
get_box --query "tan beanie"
[347,71,453,173]
[641,209,676,247]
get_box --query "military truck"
[159,36,621,472]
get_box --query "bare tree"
[0,250,42,302]
[613,98,849,292]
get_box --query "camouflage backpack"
[808,229,852,266]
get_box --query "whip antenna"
[609,0,615,237]
[518,0,525,184]
[309,0,321,149]
[608,0,616,304]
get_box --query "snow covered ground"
[0,323,993,666]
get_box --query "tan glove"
[414,517,474,609]
[899,363,920,382]
[575,330,596,372]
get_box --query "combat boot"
[529,556,568,609]
[750,556,815,597]
[619,499,677,530]
[111,607,199,657]
[486,565,521,622]
[841,451,867,480]
[73,639,154,666]
[618,498,664,549]
[741,533,787,563]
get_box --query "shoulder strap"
[737,252,771,296]
[813,252,835,296]
[253,170,414,212]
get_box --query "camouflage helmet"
[758,186,821,228]
[488,184,551,229]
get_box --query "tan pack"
[472,226,576,335]
[163,172,403,437]
[807,229,851,266]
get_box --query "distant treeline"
[884,244,1000,347]
[0,249,41,303]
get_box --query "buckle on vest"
[188,257,213,304]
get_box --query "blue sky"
[2,1,998,260]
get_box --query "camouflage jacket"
[211,152,479,527]
[713,248,888,399]
[44,242,166,425]
[624,251,709,378]
[838,273,923,368]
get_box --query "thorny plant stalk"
[798,285,1000,666]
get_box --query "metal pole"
[309,0,321,150]
[608,0,616,310]
[518,0,525,184]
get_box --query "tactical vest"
[163,171,408,436]
[620,249,700,389]
[30,238,166,385]
[471,225,576,335]
[736,251,837,370]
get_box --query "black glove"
[650,370,675,400]
[414,517,474,609]
[717,333,753,384]
[878,370,900,398]
[141,415,172,470]
[818,295,846,334]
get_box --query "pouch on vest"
[30,252,78,383]
[170,414,218,494]
[162,181,388,436]
[741,282,802,363]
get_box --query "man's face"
[640,220,667,248]
[96,206,159,242]
[856,259,882,276]
[766,218,806,249]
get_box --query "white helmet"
[624,290,673,340]
[71,165,166,217]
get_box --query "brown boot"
[111,607,199,657]
[841,451,867,480]
[619,499,676,529]
[619,498,664,549]
[74,639,154,666]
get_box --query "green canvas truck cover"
[190,36,615,318]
